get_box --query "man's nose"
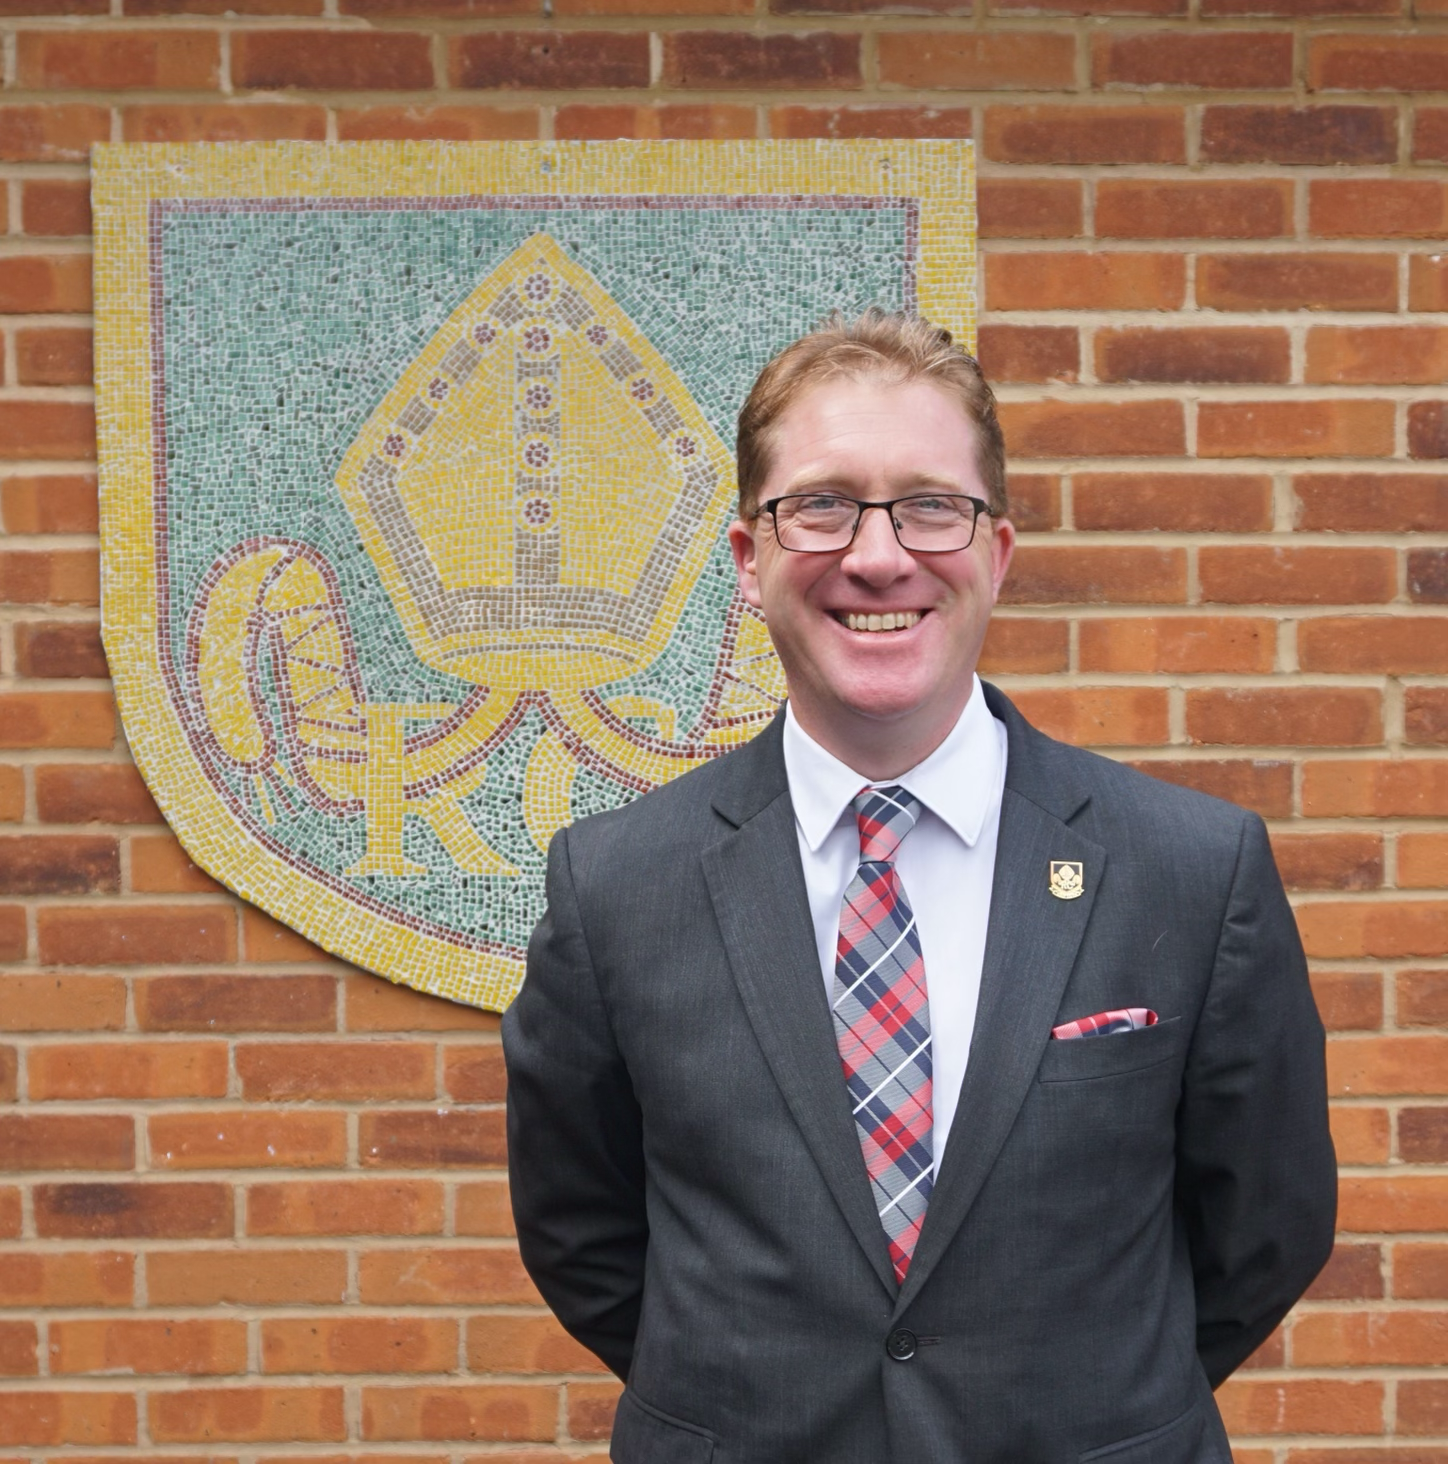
[842,504,916,582]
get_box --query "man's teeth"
[843,611,921,633]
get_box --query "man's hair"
[735,308,1008,519]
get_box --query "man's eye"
[796,495,849,512]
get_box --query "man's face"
[728,375,1014,767]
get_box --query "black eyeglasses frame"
[752,493,999,555]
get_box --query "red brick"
[1,1185,24,1233]
[40,905,233,966]
[986,251,1183,309]
[0,905,25,961]
[556,104,753,139]
[14,323,92,383]
[563,0,742,12]
[1296,473,1448,531]
[1096,327,1288,384]
[129,834,223,893]
[454,31,650,89]
[1312,180,1448,239]
[456,1180,515,1236]
[1310,34,1448,91]
[36,764,160,823]
[1187,687,1381,746]
[0,1115,134,1171]
[0,766,22,822]
[1002,545,1185,604]
[1270,833,1381,892]
[342,0,530,12]
[1396,1242,1448,1296]
[1127,759,1293,817]
[1310,969,1383,1028]
[1093,30,1293,88]
[1079,616,1274,674]
[1198,400,1395,459]
[1413,250,1448,309]
[1402,1108,1448,1163]
[150,1388,345,1444]
[29,1041,227,1100]
[49,1320,247,1377]
[1306,1243,1383,1299]
[443,1044,507,1102]
[128,0,321,10]
[151,1111,347,1169]
[977,617,1069,674]
[663,31,858,88]
[1410,403,1448,460]
[1207,0,1394,11]
[0,473,97,534]
[0,1322,37,1376]
[0,834,118,894]
[0,692,114,749]
[998,400,1184,458]
[238,1042,433,1100]
[358,1247,537,1305]
[138,973,335,1031]
[0,973,126,1031]
[360,1109,508,1168]
[344,973,499,1031]
[0,402,95,459]
[1297,901,1448,959]
[1215,1378,1383,1436]
[0,1393,136,1447]
[148,1250,347,1306]
[17,31,219,89]
[15,621,107,676]
[1201,104,1397,163]
[977,180,1083,238]
[1197,252,1398,312]
[1004,475,1060,531]
[0,254,90,313]
[1400,969,1448,1026]
[769,104,973,139]
[569,1382,622,1441]
[1074,473,1271,532]
[337,105,538,141]
[233,31,432,90]
[21,180,89,238]
[1417,109,1448,162]
[976,325,1078,383]
[1006,688,1169,747]
[1097,180,1290,239]
[1330,1036,1448,1096]
[0,550,98,606]
[361,1385,556,1442]
[123,103,328,142]
[0,1046,15,1100]
[466,1314,608,1373]
[1410,548,1448,601]
[878,31,1074,89]
[0,104,109,161]
[982,104,1183,164]
[0,1251,132,1307]
[1301,617,1448,674]
[1295,1311,1448,1367]
[34,1182,233,1239]
[247,1179,444,1236]
[241,908,330,963]
[1399,1381,1448,1436]
[263,1318,457,1375]
[1304,760,1448,817]
[1407,688,1448,745]
[1399,834,1448,888]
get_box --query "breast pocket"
[1037,1015,1184,1084]
[610,1390,716,1464]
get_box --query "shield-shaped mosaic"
[94,140,977,1010]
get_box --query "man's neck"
[786,695,973,783]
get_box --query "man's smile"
[833,609,926,634]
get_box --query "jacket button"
[886,1328,917,1362]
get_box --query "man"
[503,310,1336,1463]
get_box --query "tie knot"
[852,784,920,865]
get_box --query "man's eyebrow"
[778,469,969,494]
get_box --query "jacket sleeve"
[1176,812,1338,1389]
[502,825,647,1382]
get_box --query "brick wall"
[0,4,1445,1458]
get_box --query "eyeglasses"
[755,493,996,554]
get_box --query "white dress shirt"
[782,676,1007,1174]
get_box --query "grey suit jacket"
[503,685,1337,1464]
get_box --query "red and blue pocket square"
[1051,1008,1158,1040]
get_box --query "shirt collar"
[782,676,1003,854]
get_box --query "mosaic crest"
[94,141,977,1009]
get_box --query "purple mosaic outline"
[145,190,923,960]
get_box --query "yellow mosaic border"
[93,140,977,1011]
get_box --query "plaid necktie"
[832,785,933,1285]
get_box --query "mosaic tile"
[93,141,977,1011]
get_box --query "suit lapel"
[894,691,1105,1314]
[702,720,898,1298]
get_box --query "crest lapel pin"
[1049,860,1084,900]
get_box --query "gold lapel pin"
[1049,860,1084,900]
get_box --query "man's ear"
[727,516,764,612]
[987,516,1015,603]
